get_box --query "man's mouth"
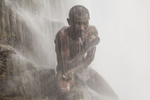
[78,30,85,34]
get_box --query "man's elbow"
[90,55,95,63]
[84,56,95,69]
[87,55,95,65]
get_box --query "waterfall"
[2,0,104,99]
[1,0,150,100]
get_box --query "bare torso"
[55,25,99,72]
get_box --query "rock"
[0,45,15,79]
[0,45,56,99]
[0,0,19,46]
[0,45,17,98]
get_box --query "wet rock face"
[0,0,20,46]
[0,45,16,98]
[0,0,32,49]
[0,45,15,80]
[0,1,57,99]
[0,45,86,100]
[0,45,56,99]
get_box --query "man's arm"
[64,46,96,77]
[63,26,99,77]
[55,27,70,73]
[76,46,96,70]
[65,26,99,67]
[66,35,99,65]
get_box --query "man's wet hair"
[69,5,90,19]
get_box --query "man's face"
[69,14,89,38]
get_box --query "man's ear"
[67,18,70,25]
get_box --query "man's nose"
[79,24,85,30]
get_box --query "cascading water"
[2,0,70,99]
[5,0,65,69]
[1,0,150,100]
[3,0,108,99]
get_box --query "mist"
[58,0,150,99]
[85,0,150,100]
[3,0,150,100]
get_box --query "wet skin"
[67,14,89,38]
[55,14,99,74]
[55,14,100,95]
[55,14,118,99]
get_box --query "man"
[55,5,118,100]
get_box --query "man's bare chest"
[68,38,85,55]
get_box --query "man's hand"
[62,70,74,81]
[90,35,100,45]
[85,35,100,49]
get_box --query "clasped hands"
[62,70,74,81]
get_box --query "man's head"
[67,5,90,38]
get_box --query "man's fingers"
[62,73,73,80]
[91,37,100,45]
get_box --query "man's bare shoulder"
[55,26,69,45]
[88,25,98,36]
[55,26,69,38]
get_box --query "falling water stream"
[3,0,150,100]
